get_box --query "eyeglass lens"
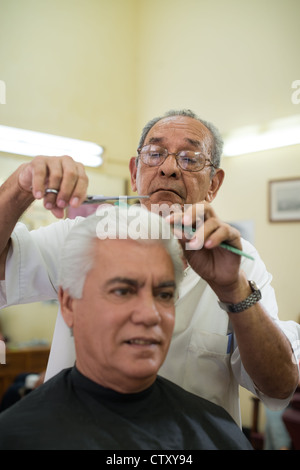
[139,145,209,172]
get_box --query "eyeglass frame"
[136,145,217,173]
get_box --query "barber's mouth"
[150,189,182,198]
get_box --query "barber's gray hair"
[138,109,224,170]
[59,205,184,299]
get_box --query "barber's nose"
[159,154,181,179]
[131,295,161,326]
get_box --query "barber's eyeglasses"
[137,145,216,172]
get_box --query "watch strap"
[218,280,262,313]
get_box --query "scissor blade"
[83,195,149,204]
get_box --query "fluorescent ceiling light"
[223,115,300,157]
[0,125,104,167]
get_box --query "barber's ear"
[58,287,75,329]
[205,169,225,202]
[129,157,138,192]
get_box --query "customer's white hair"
[59,205,184,299]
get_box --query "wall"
[0,0,138,179]
[135,0,300,136]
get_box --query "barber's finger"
[53,155,81,208]
[29,155,88,210]
[42,158,64,209]
[169,203,204,240]
[29,156,52,199]
[57,157,88,208]
[182,201,214,226]
[204,218,241,250]
[165,211,185,239]
[69,162,89,207]
[49,156,88,209]
[181,202,229,247]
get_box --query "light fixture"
[223,114,300,157]
[0,125,104,167]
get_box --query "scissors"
[83,195,149,204]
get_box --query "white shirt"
[1,219,299,425]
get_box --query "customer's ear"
[58,286,75,329]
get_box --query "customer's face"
[130,115,224,210]
[60,238,176,393]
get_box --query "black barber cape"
[0,367,252,450]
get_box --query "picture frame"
[269,177,300,222]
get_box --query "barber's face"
[130,115,224,210]
[61,239,176,393]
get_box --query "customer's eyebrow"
[105,277,139,288]
[155,281,176,289]
[105,278,176,289]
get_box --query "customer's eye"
[156,290,175,302]
[112,287,134,297]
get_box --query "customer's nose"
[131,294,161,326]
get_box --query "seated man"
[0,206,252,450]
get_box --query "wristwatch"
[218,280,262,313]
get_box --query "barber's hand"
[17,155,89,218]
[167,202,242,292]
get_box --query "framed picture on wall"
[269,177,300,222]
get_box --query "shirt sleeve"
[0,218,81,307]
[231,239,300,410]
